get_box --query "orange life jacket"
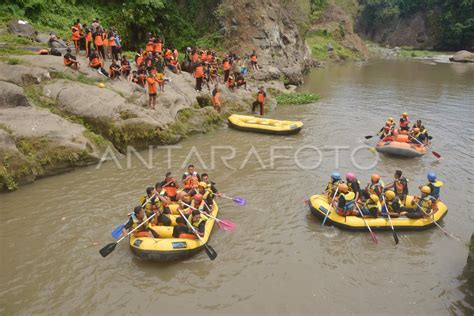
[163,182,177,197]
[223,61,230,71]
[102,33,108,46]
[251,54,257,62]
[94,34,103,46]
[183,172,199,189]
[195,66,204,78]
[192,52,198,62]
[212,92,221,106]
[85,31,92,42]
[109,36,116,47]
[146,42,154,52]
[71,28,80,41]
[400,117,409,128]
[257,91,265,103]
[63,56,73,66]
[90,57,101,68]
[154,42,162,53]
[200,53,207,62]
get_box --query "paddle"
[413,201,460,241]
[354,203,378,244]
[408,135,441,159]
[100,213,157,258]
[176,208,217,260]
[182,202,236,232]
[111,191,159,239]
[220,194,246,206]
[322,188,338,227]
[382,197,400,245]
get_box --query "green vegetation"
[306,30,360,61]
[398,48,445,58]
[358,0,474,50]
[0,0,222,50]
[273,91,320,105]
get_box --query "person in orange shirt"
[147,69,158,109]
[63,48,79,70]
[153,38,162,54]
[146,38,154,53]
[250,50,259,71]
[211,85,221,113]
[252,86,266,116]
[223,58,231,83]
[94,30,105,60]
[108,31,118,61]
[194,62,204,92]
[71,26,81,55]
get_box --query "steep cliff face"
[218,0,314,84]
[356,11,437,49]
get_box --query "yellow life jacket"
[131,213,148,231]
[419,196,434,212]
[369,180,385,195]
[188,214,207,228]
[341,192,356,211]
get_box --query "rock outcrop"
[7,20,36,39]
[449,50,474,63]
[218,0,313,85]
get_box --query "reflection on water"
[1,59,473,315]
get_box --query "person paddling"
[408,186,437,219]
[121,206,159,238]
[399,112,410,131]
[345,172,361,202]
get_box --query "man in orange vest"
[159,172,179,202]
[252,86,266,116]
[399,112,410,131]
[250,50,259,71]
[194,62,204,92]
[182,164,200,193]
[147,69,158,109]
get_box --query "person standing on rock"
[252,86,266,116]
[250,50,259,71]
[147,69,158,109]
[194,62,205,92]
[212,85,221,113]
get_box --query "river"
[1,58,473,315]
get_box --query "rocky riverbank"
[0,53,287,192]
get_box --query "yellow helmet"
[388,117,394,122]
[421,186,431,194]
[402,112,408,117]
[198,182,208,188]
[98,83,105,88]
[370,194,379,203]
[384,190,395,200]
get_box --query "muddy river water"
[1,58,473,315]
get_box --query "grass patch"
[0,46,34,56]
[306,30,360,61]
[398,48,446,58]
[50,71,98,85]
[119,110,138,120]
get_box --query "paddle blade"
[365,135,374,139]
[393,231,400,245]
[369,231,378,244]
[217,219,237,232]
[432,151,441,159]
[99,242,117,258]
[233,196,246,206]
[204,244,217,261]
[111,224,125,239]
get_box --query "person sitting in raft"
[387,117,396,129]
[421,172,443,200]
[179,194,205,215]
[357,194,381,218]
[63,48,79,70]
[409,127,424,144]
[345,172,361,202]
[194,182,215,212]
[385,170,409,202]
[173,209,208,238]
[334,183,357,216]
[382,190,407,217]
[122,206,159,238]
[364,174,384,201]
[201,173,222,197]
[378,120,393,140]
[399,112,410,131]
[109,60,121,79]
[182,164,200,194]
[325,171,344,199]
[140,187,172,226]
[407,186,437,219]
[159,172,179,202]
[380,125,394,141]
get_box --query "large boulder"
[7,19,35,39]
[0,81,30,108]
[0,62,51,85]
[449,50,474,63]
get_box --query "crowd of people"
[378,112,430,144]
[61,18,265,114]
[121,165,223,239]
[325,170,443,219]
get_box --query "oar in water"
[408,135,440,159]
[413,201,460,241]
[382,197,400,245]
[176,208,217,260]
[322,188,339,227]
[182,202,236,232]
[354,203,378,244]
[100,213,157,258]
[111,191,159,239]
[220,194,246,206]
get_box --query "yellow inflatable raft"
[129,201,218,261]
[308,194,448,231]
[228,114,303,135]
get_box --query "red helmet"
[193,194,203,201]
